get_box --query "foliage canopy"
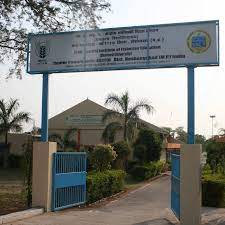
[133,128,162,162]
[102,91,154,143]
[90,144,117,171]
[0,0,111,78]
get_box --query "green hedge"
[129,161,165,181]
[87,170,126,203]
[202,174,225,207]
[8,154,23,168]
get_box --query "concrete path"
[202,208,225,225]
[8,176,177,225]
[6,175,225,225]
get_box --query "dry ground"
[0,169,27,215]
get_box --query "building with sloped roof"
[49,99,168,148]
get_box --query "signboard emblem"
[187,30,211,54]
[35,41,50,59]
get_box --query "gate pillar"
[180,144,201,225]
[32,142,57,212]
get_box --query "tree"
[218,128,225,136]
[49,128,77,151]
[195,134,206,151]
[133,144,147,164]
[133,128,162,162]
[175,127,187,143]
[112,141,131,169]
[195,134,206,144]
[206,140,225,174]
[0,0,111,78]
[161,127,172,135]
[0,98,31,167]
[90,144,117,171]
[102,91,154,142]
[161,126,175,138]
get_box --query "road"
[7,175,225,225]
[9,175,177,225]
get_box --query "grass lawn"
[0,168,27,215]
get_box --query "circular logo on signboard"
[187,30,211,54]
[35,41,50,59]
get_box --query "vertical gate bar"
[78,156,80,172]
[59,155,61,174]
[81,155,84,171]
[71,155,73,172]
[68,154,70,172]
[60,154,62,173]
[65,154,67,173]
[84,154,86,202]
[51,153,56,211]
[70,154,72,172]
[187,66,195,144]
[65,187,67,206]
[41,73,49,142]
[63,154,64,173]
[67,155,69,173]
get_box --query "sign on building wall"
[65,115,103,126]
[27,20,219,74]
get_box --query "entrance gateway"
[27,20,219,222]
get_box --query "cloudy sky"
[0,0,224,138]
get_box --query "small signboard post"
[27,20,219,223]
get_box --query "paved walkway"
[7,176,225,225]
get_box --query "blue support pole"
[41,73,49,142]
[187,66,195,144]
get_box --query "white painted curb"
[0,208,44,224]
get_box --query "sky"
[0,0,224,138]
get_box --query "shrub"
[202,164,212,176]
[129,165,149,181]
[129,161,165,181]
[87,170,126,203]
[112,141,131,169]
[90,144,117,171]
[0,153,3,167]
[206,140,225,174]
[202,174,225,207]
[79,145,94,172]
[8,154,23,168]
[133,128,162,162]
[165,161,171,171]
[22,137,33,207]
[126,160,139,173]
[133,144,147,164]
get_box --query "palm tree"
[102,91,154,143]
[49,128,77,151]
[0,99,31,168]
[219,128,225,136]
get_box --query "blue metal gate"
[171,154,180,220]
[52,152,86,211]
